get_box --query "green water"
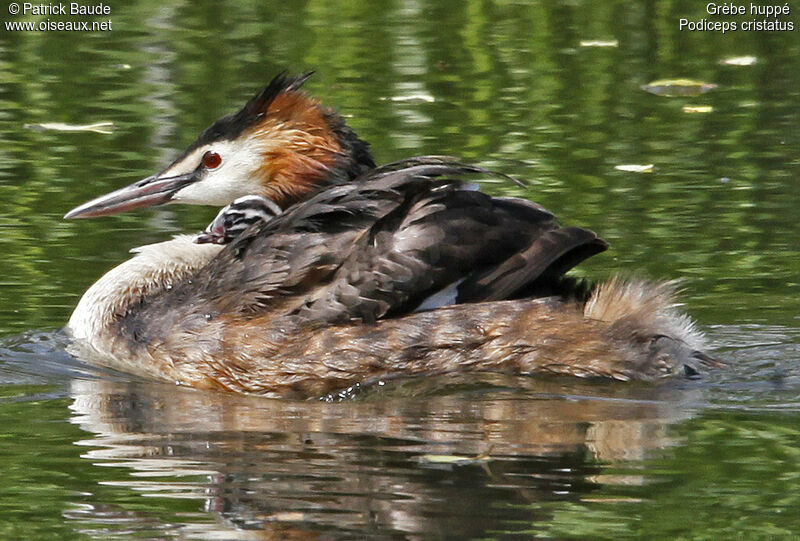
[1,1,799,538]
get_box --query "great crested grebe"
[64,72,717,397]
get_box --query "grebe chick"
[195,195,282,245]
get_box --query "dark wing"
[274,160,607,323]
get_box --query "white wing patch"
[414,278,466,312]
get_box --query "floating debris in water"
[579,39,619,48]
[615,164,655,173]
[381,93,436,104]
[682,105,714,114]
[24,122,114,134]
[642,79,717,97]
[420,446,494,465]
[720,56,757,66]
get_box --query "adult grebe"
[64,73,716,397]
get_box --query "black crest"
[189,71,315,151]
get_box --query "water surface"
[1,1,799,538]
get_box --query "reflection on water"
[64,375,698,538]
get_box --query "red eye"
[202,150,222,169]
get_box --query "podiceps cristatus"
[64,73,717,397]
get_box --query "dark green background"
[1,1,798,538]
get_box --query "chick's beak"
[64,170,200,219]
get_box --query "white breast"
[67,235,223,343]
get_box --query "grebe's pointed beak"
[64,170,200,219]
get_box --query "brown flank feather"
[124,278,710,398]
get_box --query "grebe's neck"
[67,236,223,343]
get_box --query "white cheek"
[172,174,248,206]
[171,140,265,206]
